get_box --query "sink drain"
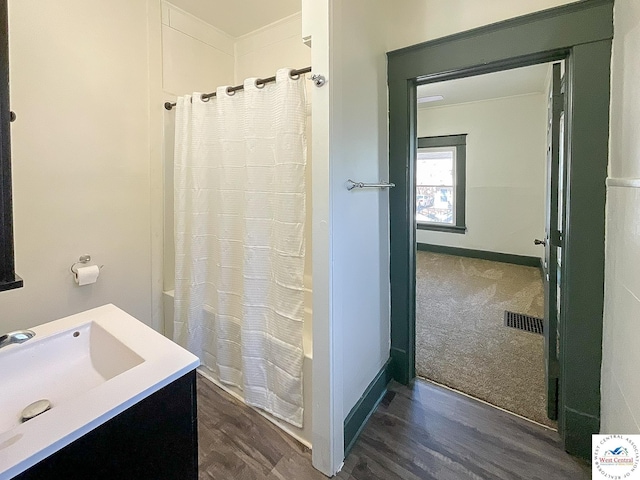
[21,399,51,422]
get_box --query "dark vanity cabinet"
[14,370,199,480]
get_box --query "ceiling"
[416,63,551,108]
[167,0,301,37]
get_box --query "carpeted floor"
[415,250,556,428]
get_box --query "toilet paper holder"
[70,255,104,276]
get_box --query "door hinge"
[554,92,565,111]
[548,359,561,377]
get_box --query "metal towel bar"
[346,179,395,191]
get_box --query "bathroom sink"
[0,321,144,434]
[0,304,199,479]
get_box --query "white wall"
[416,94,547,258]
[0,0,160,332]
[386,0,578,51]
[161,3,234,97]
[307,0,336,473]
[308,0,390,473]
[330,0,390,420]
[601,0,640,434]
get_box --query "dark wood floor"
[196,374,591,479]
[197,374,323,480]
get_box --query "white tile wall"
[601,0,640,434]
[601,184,640,433]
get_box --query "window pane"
[416,150,454,186]
[416,186,454,224]
[416,146,456,225]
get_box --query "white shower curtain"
[173,68,306,427]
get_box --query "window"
[416,134,466,233]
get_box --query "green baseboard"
[344,360,391,456]
[417,243,542,268]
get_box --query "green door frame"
[387,0,613,458]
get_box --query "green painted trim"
[343,361,391,456]
[388,347,408,382]
[387,0,613,460]
[416,224,466,234]
[557,39,610,446]
[387,0,613,93]
[388,0,613,58]
[417,134,466,148]
[417,134,467,231]
[562,407,600,458]
[417,243,542,268]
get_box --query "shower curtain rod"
[164,66,312,111]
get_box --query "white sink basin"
[0,304,199,479]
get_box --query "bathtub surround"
[162,289,314,447]
[173,70,307,428]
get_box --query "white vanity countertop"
[0,304,199,479]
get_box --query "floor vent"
[504,311,544,335]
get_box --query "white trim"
[234,12,302,42]
[148,0,165,334]
[606,177,640,188]
[162,1,235,55]
[311,0,344,476]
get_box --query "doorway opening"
[413,62,562,428]
[387,0,613,458]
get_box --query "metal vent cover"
[504,311,544,335]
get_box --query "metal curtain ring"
[254,78,265,89]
